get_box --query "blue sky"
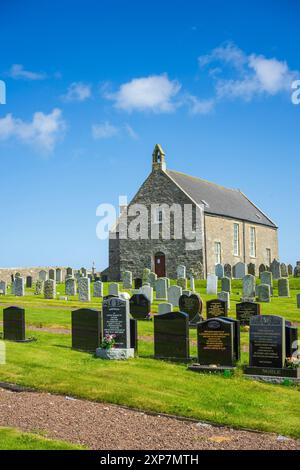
[0,0,299,270]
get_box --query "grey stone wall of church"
[107,168,204,280]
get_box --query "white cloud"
[63,82,91,102]
[124,123,138,139]
[0,108,66,152]
[8,64,47,80]
[199,42,298,101]
[186,95,215,114]
[92,121,119,139]
[105,74,181,112]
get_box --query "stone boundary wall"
[0,267,68,284]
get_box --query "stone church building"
[104,145,278,280]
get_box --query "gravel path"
[0,388,298,450]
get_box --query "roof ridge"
[167,169,238,193]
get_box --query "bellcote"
[152,144,166,171]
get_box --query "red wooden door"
[154,253,166,277]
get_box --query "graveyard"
[0,269,299,449]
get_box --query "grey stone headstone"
[65,277,77,296]
[215,264,224,279]
[148,272,157,290]
[122,271,133,289]
[288,264,293,276]
[156,278,167,300]
[218,291,230,310]
[158,303,173,315]
[14,277,25,297]
[206,274,218,295]
[177,265,186,279]
[93,280,103,298]
[102,297,131,349]
[257,284,270,302]
[259,264,266,274]
[49,269,55,281]
[0,280,7,295]
[140,285,153,303]
[242,274,256,300]
[224,264,232,278]
[234,262,247,279]
[221,277,231,293]
[167,285,182,307]
[280,263,288,278]
[297,293,300,308]
[270,259,281,280]
[248,263,256,276]
[109,282,119,297]
[78,277,91,302]
[177,277,187,290]
[39,270,47,282]
[81,267,87,277]
[142,268,151,284]
[260,271,273,289]
[66,267,73,277]
[278,278,290,298]
[189,276,195,292]
[44,279,56,299]
[56,268,63,283]
[35,280,43,295]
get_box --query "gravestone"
[44,279,56,299]
[221,277,231,293]
[81,267,87,277]
[130,318,138,353]
[297,293,300,308]
[218,291,230,310]
[158,303,173,315]
[215,264,224,279]
[206,299,227,318]
[189,276,195,292]
[65,277,77,296]
[224,264,232,278]
[285,321,298,358]
[129,294,151,320]
[141,285,153,303]
[248,263,256,276]
[78,277,91,302]
[196,318,235,367]
[154,311,189,360]
[248,315,285,368]
[219,317,241,362]
[278,278,290,298]
[179,293,203,325]
[177,277,187,290]
[234,262,247,279]
[49,269,55,281]
[167,285,182,307]
[39,270,47,281]
[242,274,256,300]
[155,278,167,300]
[11,274,14,284]
[34,280,43,295]
[102,297,131,352]
[0,280,6,295]
[280,263,288,278]
[259,264,266,274]
[182,290,191,296]
[122,271,132,289]
[119,292,130,301]
[260,271,273,293]
[236,302,260,325]
[66,267,73,277]
[14,277,25,297]
[148,272,157,290]
[109,283,119,297]
[257,284,271,302]
[177,265,186,279]
[270,259,281,280]
[71,308,101,352]
[56,268,63,283]
[26,276,32,289]
[288,264,293,276]
[206,274,218,295]
[93,280,103,298]
[294,265,300,278]
[3,306,25,341]
[134,278,143,289]
[142,268,151,284]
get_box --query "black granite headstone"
[236,302,260,326]
[129,294,151,320]
[197,318,235,366]
[206,299,227,319]
[26,276,32,288]
[179,293,203,325]
[285,321,298,358]
[154,311,189,360]
[219,317,240,361]
[3,306,25,341]
[249,315,285,368]
[130,318,138,353]
[134,278,143,289]
[103,297,130,349]
[71,308,101,352]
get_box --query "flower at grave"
[100,334,116,350]
[285,357,300,369]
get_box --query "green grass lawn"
[0,427,83,450]
[0,278,299,440]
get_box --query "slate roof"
[166,169,277,228]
